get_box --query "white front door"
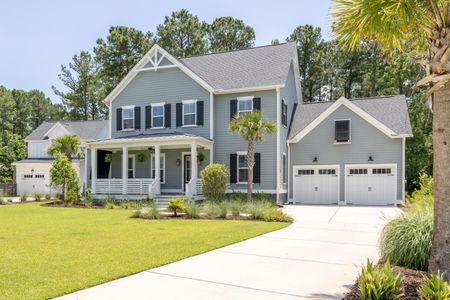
[293,165,339,204]
[345,164,397,205]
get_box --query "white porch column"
[91,148,97,193]
[84,147,88,192]
[191,142,198,180]
[154,145,161,181]
[122,146,128,194]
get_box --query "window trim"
[237,96,253,116]
[150,153,166,184]
[122,105,135,131]
[182,99,197,127]
[151,103,165,129]
[127,154,136,179]
[334,119,351,144]
[236,151,248,184]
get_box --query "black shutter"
[230,99,237,120]
[230,153,237,183]
[164,104,171,128]
[196,101,204,126]
[253,97,261,111]
[116,108,122,131]
[134,106,141,129]
[176,103,182,127]
[145,106,152,129]
[254,153,261,183]
[282,101,287,126]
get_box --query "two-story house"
[18,42,412,205]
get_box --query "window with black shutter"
[282,99,287,127]
[335,120,351,143]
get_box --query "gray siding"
[280,62,300,191]
[110,148,210,191]
[111,67,210,139]
[213,91,277,191]
[289,106,403,201]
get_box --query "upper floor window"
[335,120,351,143]
[152,104,164,128]
[123,106,135,130]
[238,98,253,116]
[183,100,197,126]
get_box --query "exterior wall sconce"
[368,155,374,162]
[313,156,318,163]
[176,158,181,166]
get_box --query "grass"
[0,202,287,300]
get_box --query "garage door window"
[319,169,336,175]
[23,174,33,179]
[298,169,314,175]
[349,168,367,175]
[35,174,45,179]
[372,168,392,174]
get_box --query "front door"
[183,154,191,191]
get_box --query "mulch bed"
[42,202,104,209]
[344,265,428,299]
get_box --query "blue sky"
[0,0,332,103]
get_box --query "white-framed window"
[282,153,287,183]
[128,155,135,179]
[335,119,351,143]
[183,100,197,126]
[237,152,248,183]
[35,174,45,179]
[238,97,253,116]
[23,174,33,179]
[152,104,164,128]
[122,106,135,130]
[151,153,166,183]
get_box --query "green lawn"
[0,202,287,300]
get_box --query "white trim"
[214,85,284,95]
[236,151,247,155]
[122,106,135,131]
[151,103,165,129]
[287,142,291,198]
[151,153,166,184]
[137,65,177,72]
[104,44,214,105]
[127,154,136,179]
[402,137,406,202]
[334,119,351,144]
[292,164,340,205]
[210,92,214,140]
[182,100,197,127]
[108,102,112,139]
[237,97,253,116]
[288,97,399,143]
[344,163,397,205]
[276,87,281,204]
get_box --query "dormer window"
[335,120,351,143]
[122,106,135,130]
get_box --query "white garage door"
[18,173,49,195]
[293,165,339,204]
[346,164,396,205]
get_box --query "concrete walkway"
[57,205,400,300]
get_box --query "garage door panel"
[293,166,339,205]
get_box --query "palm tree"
[229,110,276,201]
[332,0,450,276]
[47,135,81,161]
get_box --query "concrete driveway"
[57,205,400,300]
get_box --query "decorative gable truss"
[139,47,176,72]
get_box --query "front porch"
[85,134,213,199]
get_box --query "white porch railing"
[148,177,160,197]
[185,178,203,198]
[94,178,154,195]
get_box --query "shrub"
[167,197,186,217]
[230,191,247,202]
[230,201,244,217]
[45,194,52,201]
[358,260,403,299]
[254,191,269,202]
[200,164,229,201]
[407,172,433,208]
[65,189,78,203]
[20,193,27,202]
[103,195,116,209]
[246,201,272,220]
[380,205,433,271]
[218,201,229,218]
[203,201,221,218]
[132,203,161,220]
[120,200,134,210]
[419,273,450,300]
[263,208,293,222]
[32,193,43,202]
[0,198,7,205]
[185,202,202,219]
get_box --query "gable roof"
[179,42,297,91]
[26,120,108,141]
[288,95,412,142]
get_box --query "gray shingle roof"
[25,120,108,141]
[288,95,412,140]
[179,42,297,90]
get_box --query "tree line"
[0,9,432,192]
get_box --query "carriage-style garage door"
[293,165,339,204]
[345,164,397,205]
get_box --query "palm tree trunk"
[247,140,255,202]
[429,82,450,279]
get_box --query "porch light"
[368,155,374,162]
[313,156,318,163]
[176,158,181,166]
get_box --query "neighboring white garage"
[345,164,397,205]
[293,165,339,204]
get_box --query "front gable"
[44,122,72,140]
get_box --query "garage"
[293,165,339,204]
[345,164,397,205]
[17,173,50,195]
